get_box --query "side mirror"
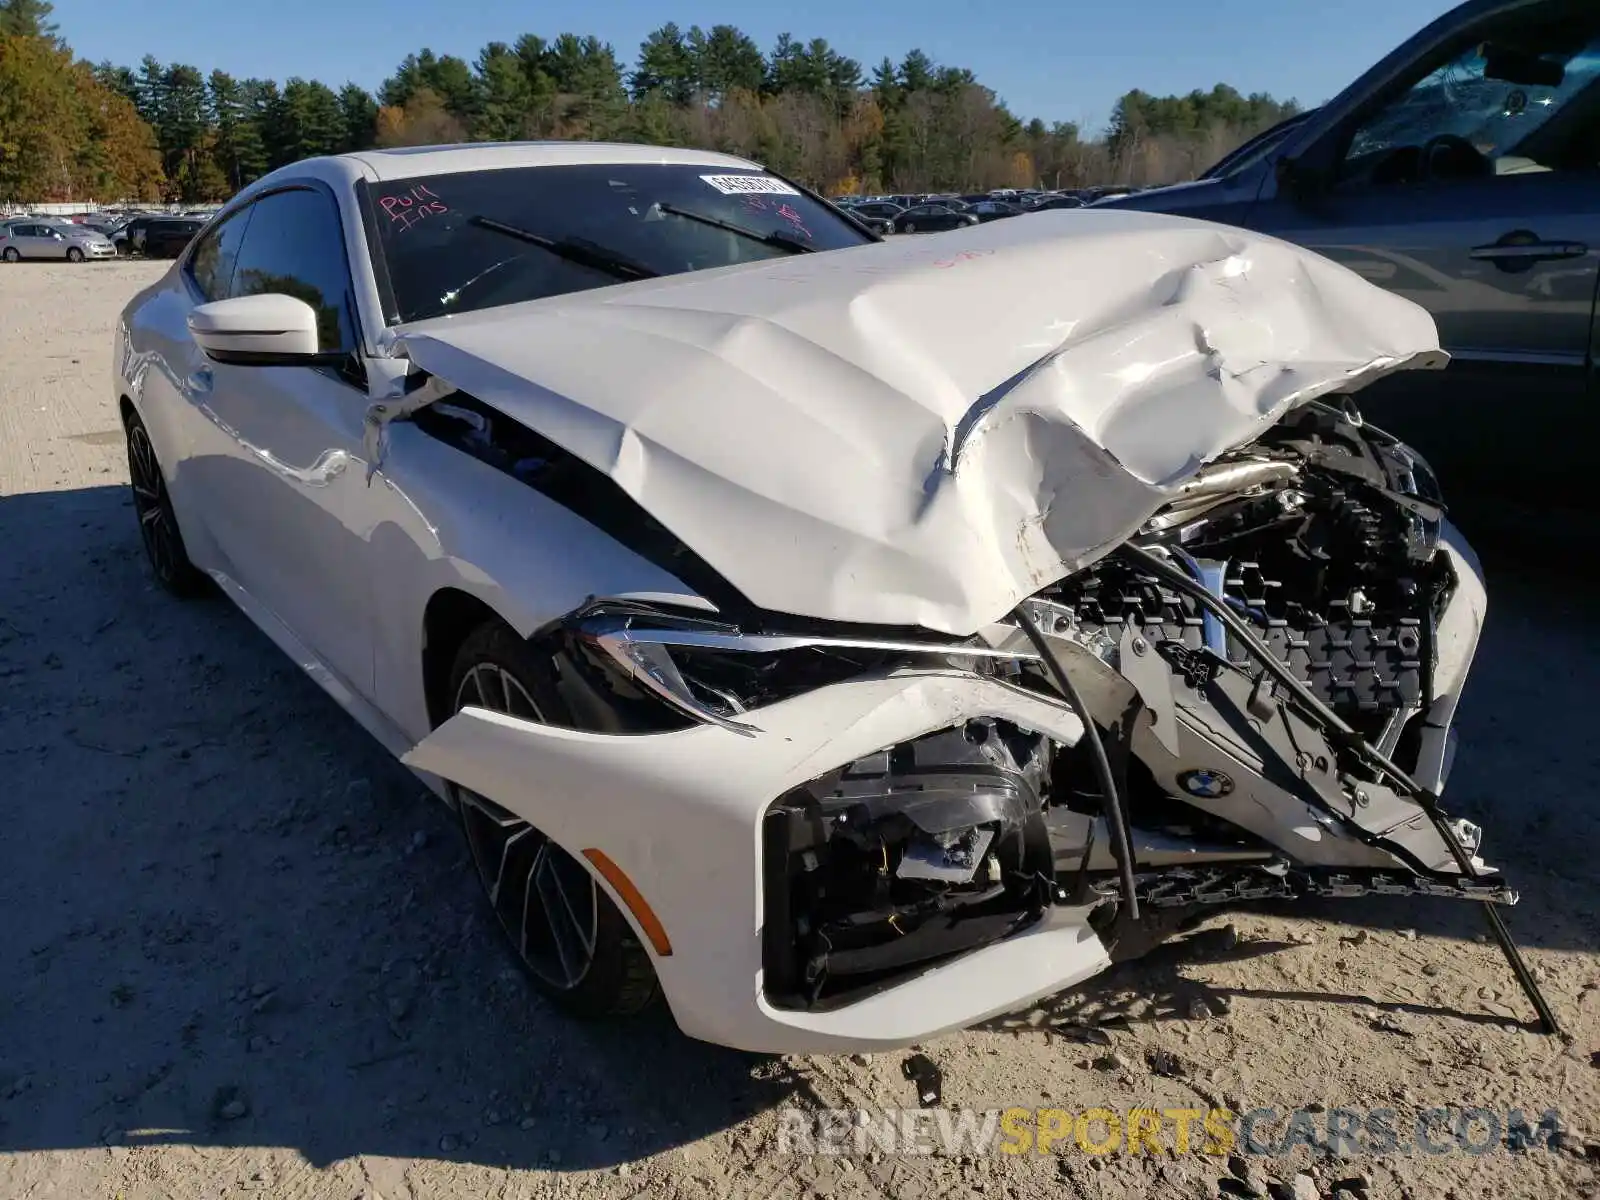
[188,294,336,367]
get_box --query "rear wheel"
[66,246,84,263]
[2,247,18,263]
[124,407,208,597]
[445,621,661,1018]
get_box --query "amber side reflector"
[583,848,673,956]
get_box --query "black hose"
[1114,541,1561,1037]
[1013,605,1140,921]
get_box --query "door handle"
[1469,237,1588,267]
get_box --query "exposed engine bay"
[754,402,1519,1010]
[410,384,1552,1038]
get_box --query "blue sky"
[60,0,1458,132]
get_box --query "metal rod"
[1113,543,1561,1037]
[1482,903,1562,1036]
[1014,605,1140,921]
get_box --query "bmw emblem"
[1178,768,1234,799]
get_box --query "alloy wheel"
[453,664,600,992]
[2,248,18,262]
[127,422,184,585]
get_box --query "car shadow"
[0,483,1594,1172]
[0,483,826,1172]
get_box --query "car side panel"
[364,420,717,747]
[117,268,233,576]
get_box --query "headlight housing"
[566,600,1041,734]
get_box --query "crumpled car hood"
[387,209,1444,635]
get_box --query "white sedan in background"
[113,141,1525,1054]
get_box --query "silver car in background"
[0,220,118,262]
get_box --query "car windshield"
[1348,38,1600,168]
[367,163,875,324]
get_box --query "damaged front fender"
[402,671,1109,1053]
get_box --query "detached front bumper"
[404,671,1112,1053]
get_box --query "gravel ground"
[1,260,1596,1200]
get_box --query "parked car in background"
[1081,185,1138,202]
[1028,193,1086,211]
[114,216,155,255]
[1093,0,1599,512]
[141,218,207,259]
[849,212,895,235]
[967,200,1024,222]
[891,204,980,233]
[0,220,117,261]
[841,200,904,233]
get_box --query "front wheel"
[903,222,916,234]
[124,407,208,597]
[445,621,661,1019]
[66,246,84,263]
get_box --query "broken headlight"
[762,719,1057,1009]
[567,602,1038,735]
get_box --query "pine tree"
[0,0,57,40]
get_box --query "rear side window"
[186,208,253,301]
[227,187,356,353]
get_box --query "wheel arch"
[420,586,512,730]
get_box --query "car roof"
[223,141,778,216]
[345,141,765,183]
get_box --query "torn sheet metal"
[385,210,1445,634]
[363,371,456,481]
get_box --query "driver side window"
[226,186,357,354]
[1340,12,1600,187]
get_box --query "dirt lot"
[1,260,1596,1200]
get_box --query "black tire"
[2,247,18,263]
[445,620,661,1019]
[123,407,208,597]
[66,246,84,263]
[904,222,917,234]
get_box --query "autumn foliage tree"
[0,30,162,202]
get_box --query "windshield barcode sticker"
[700,174,801,196]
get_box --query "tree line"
[0,0,1299,204]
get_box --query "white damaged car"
[113,143,1544,1055]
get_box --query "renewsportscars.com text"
[776,1106,1565,1159]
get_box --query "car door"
[21,224,66,259]
[176,184,379,696]
[1249,3,1600,504]
[5,223,35,256]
